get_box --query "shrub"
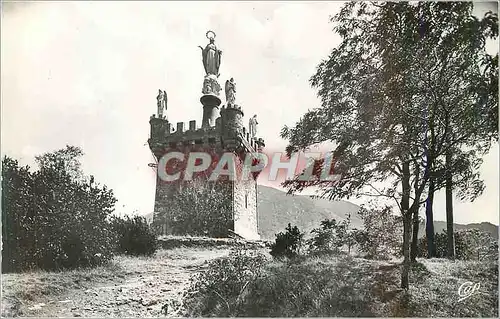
[2,147,117,272]
[355,206,403,259]
[183,254,376,317]
[418,229,498,260]
[110,215,158,256]
[308,218,348,255]
[269,223,305,259]
[182,249,267,317]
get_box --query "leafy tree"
[35,145,85,181]
[417,228,498,261]
[1,146,117,272]
[308,218,348,255]
[270,223,305,259]
[1,157,34,271]
[281,2,497,288]
[406,5,499,259]
[352,206,403,260]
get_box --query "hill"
[256,185,362,240]
[417,220,499,239]
[258,186,498,240]
[143,185,498,240]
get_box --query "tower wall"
[149,31,263,240]
[233,176,259,240]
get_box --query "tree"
[355,206,403,260]
[110,215,158,256]
[35,145,85,181]
[417,228,498,261]
[408,6,498,259]
[270,223,305,259]
[308,218,348,255]
[2,146,117,272]
[1,157,34,271]
[281,2,497,288]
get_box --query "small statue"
[249,114,258,138]
[156,89,167,119]
[198,31,222,77]
[225,78,236,106]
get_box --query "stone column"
[201,75,222,128]
[201,94,221,128]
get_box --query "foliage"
[270,223,305,259]
[184,250,498,317]
[355,206,403,260]
[459,228,499,261]
[183,254,378,317]
[1,146,117,272]
[182,249,267,317]
[161,180,233,237]
[110,215,158,256]
[308,218,348,255]
[418,229,498,261]
[280,2,498,287]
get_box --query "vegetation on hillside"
[183,218,498,317]
[1,146,158,273]
[110,215,158,256]
[281,1,498,288]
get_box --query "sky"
[1,1,498,225]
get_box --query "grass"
[183,252,499,317]
[3,245,497,317]
[405,258,499,317]
[157,235,267,249]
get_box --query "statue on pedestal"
[199,31,223,98]
[156,89,167,119]
[249,114,258,138]
[225,78,236,106]
[198,31,222,77]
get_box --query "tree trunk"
[445,150,455,259]
[402,215,411,289]
[425,177,436,258]
[401,160,411,289]
[410,207,419,262]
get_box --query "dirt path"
[2,248,230,317]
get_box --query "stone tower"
[148,31,265,240]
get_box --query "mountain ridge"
[143,185,498,240]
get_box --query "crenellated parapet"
[148,117,226,158]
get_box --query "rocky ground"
[1,247,231,317]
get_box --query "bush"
[418,229,498,260]
[2,147,117,272]
[183,254,376,317]
[110,215,158,256]
[308,218,348,255]
[182,249,267,317]
[355,206,403,259]
[270,223,305,259]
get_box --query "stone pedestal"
[201,74,222,128]
[201,94,221,128]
